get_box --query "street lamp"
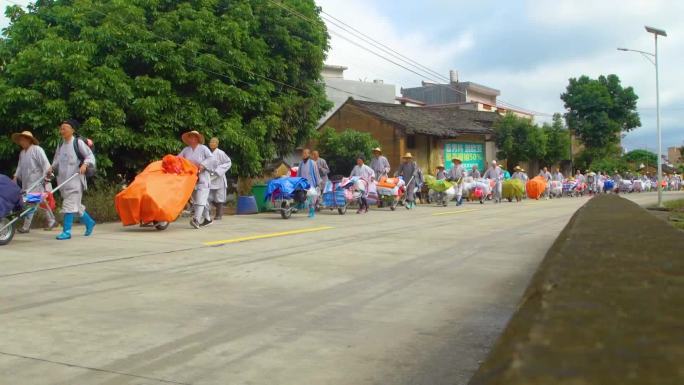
[617,25,667,207]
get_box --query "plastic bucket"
[236,195,258,215]
[250,184,271,212]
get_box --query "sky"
[2,0,682,153]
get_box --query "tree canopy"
[0,0,331,179]
[623,149,657,166]
[317,127,378,176]
[561,74,640,160]
[541,113,571,167]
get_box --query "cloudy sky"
[2,0,682,152]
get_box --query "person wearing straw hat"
[12,130,57,233]
[179,130,215,229]
[447,158,466,206]
[370,147,391,181]
[47,119,97,240]
[396,152,419,209]
[207,137,232,221]
[350,154,375,214]
[511,165,527,182]
[435,164,447,180]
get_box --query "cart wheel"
[280,202,292,219]
[338,204,347,215]
[154,221,170,231]
[480,199,484,204]
[390,201,397,211]
[0,217,16,246]
[507,198,512,202]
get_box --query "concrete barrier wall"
[469,195,684,385]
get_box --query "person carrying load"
[396,153,419,210]
[483,160,503,203]
[435,165,447,180]
[350,154,375,214]
[446,158,465,206]
[370,147,391,181]
[297,149,321,218]
[48,119,97,240]
[12,130,57,233]
[178,130,215,229]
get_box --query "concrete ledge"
[469,195,684,385]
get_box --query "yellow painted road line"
[204,226,334,246]
[432,209,480,216]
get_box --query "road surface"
[1,192,680,385]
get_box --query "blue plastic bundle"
[264,177,311,200]
[604,179,615,191]
[322,189,347,207]
[0,174,22,218]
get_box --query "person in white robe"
[12,131,56,232]
[207,137,232,220]
[178,130,215,228]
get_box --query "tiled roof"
[350,99,499,137]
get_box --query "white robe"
[52,138,96,215]
[208,148,232,204]
[179,145,215,222]
[15,145,51,193]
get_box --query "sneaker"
[190,219,201,229]
[17,227,30,234]
[200,219,213,227]
[44,221,58,231]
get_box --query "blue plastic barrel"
[236,195,258,215]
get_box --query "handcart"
[318,178,352,215]
[376,176,407,211]
[265,177,310,219]
[1,173,79,246]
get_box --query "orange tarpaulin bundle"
[377,176,404,189]
[526,176,547,200]
[115,155,198,226]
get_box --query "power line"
[272,0,553,117]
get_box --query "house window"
[406,134,416,149]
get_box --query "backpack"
[71,135,97,178]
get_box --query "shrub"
[317,127,379,176]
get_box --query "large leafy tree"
[541,113,571,167]
[317,127,379,176]
[561,74,640,162]
[494,113,547,170]
[623,149,657,166]
[0,0,331,179]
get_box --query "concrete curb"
[468,195,684,385]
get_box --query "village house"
[319,97,500,174]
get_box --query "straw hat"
[452,158,461,163]
[372,147,382,153]
[437,164,445,169]
[521,169,526,172]
[182,130,205,145]
[11,131,39,145]
[514,166,522,171]
[402,152,413,159]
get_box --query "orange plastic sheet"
[526,176,547,200]
[115,155,198,226]
[377,176,403,189]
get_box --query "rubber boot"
[56,213,73,240]
[308,206,315,218]
[80,211,96,236]
[214,203,223,220]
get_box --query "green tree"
[317,127,379,176]
[541,113,571,167]
[561,74,640,163]
[0,0,331,179]
[623,149,657,166]
[494,113,547,171]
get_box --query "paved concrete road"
[1,192,681,385]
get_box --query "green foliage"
[0,0,331,179]
[81,179,123,222]
[494,113,548,170]
[317,127,379,176]
[561,74,640,160]
[623,149,657,166]
[588,156,630,174]
[542,113,571,167]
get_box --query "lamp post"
[618,25,667,207]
